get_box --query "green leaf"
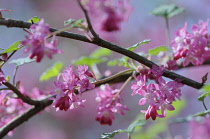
[73,56,106,67]
[64,18,85,27]
[9,57,35,67]
[100,129,126,139]
[1,41,21,54]
[151,4,184,18]
[107,57,131,68]
[127,119,146,133]
[198,84,210,101]
[28,16,41,23]
[127,39,151,51]
[148,46,169,56]
[64,19,76,26]
[40,62,63,82]
[99,118,146,139]
[194,109,210,117]
[5,76,11,82]
[90,48,112,58]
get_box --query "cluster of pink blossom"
[84,0,133,32]
[0,82,47,135]
[52,65,95,111]
[189,118,210,139]
[131,65,183,120]
[22,19,63,62]
[95,84,128,125]
[171,19,210,66]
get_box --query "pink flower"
[131,66,183,120]
[189,118,210,139]
[85,0,133,32]
[22,18,63,62]
[171,19,210,66]
[52,65,95,111]
[95,84,128,125]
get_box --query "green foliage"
[99,119,146,139]
[90,48,112,58]
[107,40,150,68]
[100,129,126,139]
[40,62,63,82]
[194,109,210,117]
[73,56,106,67]
[73,48,112,67]
[9,57,35,67]
[64,19,85,28]
[151,4,184,19]
[148,46,168,56]
[198,84,210,101]
[5,76,11,82]
[127,39,151,51]
[1,41,21,54]
[28,16,41,23]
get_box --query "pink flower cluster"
[0,83,47,136]
[52,65,95,111]
[95,84,128,125]
[85,0,133,32]
[171,19,210,66]
[189,118,210,139]
[22,19,63,62]
[131,65,183,120]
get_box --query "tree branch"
[0,18,204,89]
[0,98,53,138]
[3,82,41,106]
[77,0,99,38]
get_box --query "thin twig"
[77,0,99,38]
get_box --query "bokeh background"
[0,0,210,139]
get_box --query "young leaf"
[198,84,210,101]
[194,109,210,117]
[148,46,168,56]
[127,39,151,51]
[5,76,11,82]
[1,41,21,54]
[151,4,184,19]
[64,19,76,26]
[127,119,146,133]
[40,62,63,82]
[28,16,41,23]
[90,48,112,58]
[64,18,85,27]
[73,56,106,67]
[9,57,35,67]
[100,129,126,139]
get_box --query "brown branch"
[3,82,41,106]
[0,98,53,138]
[77,0,99,38]
[0,18,204,89]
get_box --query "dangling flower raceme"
[171,19,210,66]
[95,84,128,125]
[131,65,183,120]
[52,64,95,111]
[84,0,133,32]
[22,18,63,62]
